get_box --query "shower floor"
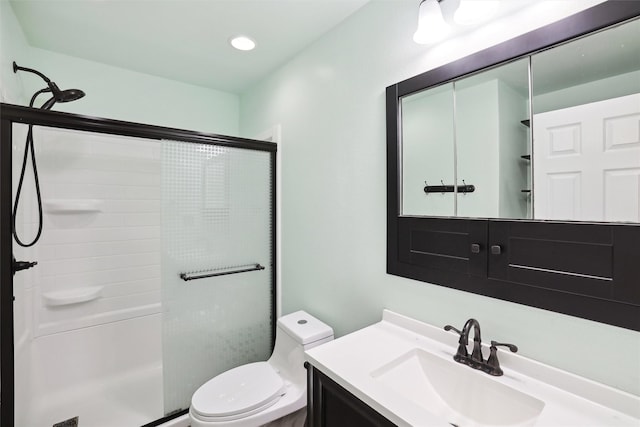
[23,364,163,427]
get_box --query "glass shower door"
[8,117,275,426]
[161,140,274,415]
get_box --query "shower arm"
[14,61,53,84]
[13,61,64,97]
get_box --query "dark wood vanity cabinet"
[392,217,640,330]
[306,364,396,427]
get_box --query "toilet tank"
[268,311,333,384]
[278,310,334,349]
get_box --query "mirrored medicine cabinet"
[401,17,640,221]
[387,1,640,331]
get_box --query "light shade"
[413,0,450,44]
[453,0,500,26]
[230,36,256,51]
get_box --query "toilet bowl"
[189,311,334,427]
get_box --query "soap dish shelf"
[42,286,104,307]
[44,199,103,214]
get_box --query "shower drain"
[52,416,79,427]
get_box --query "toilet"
[189,310,334,427]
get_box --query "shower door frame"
[0,103,278,427]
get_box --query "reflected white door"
[533,93,640,222]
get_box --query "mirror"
[400,16,640,222]
[531,17,640,222]
[402,83,455,216]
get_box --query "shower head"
[13,61,85,108]
[44,80,85,103]
[40,87,85,110]
[55,88,85,102]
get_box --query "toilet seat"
[191,362,286,421]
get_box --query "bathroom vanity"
[305,310,640,427]
[307,365,397,427]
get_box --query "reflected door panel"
[533,93,640,221]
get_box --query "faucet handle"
[486,341,518,376]
[444,325,469,361]
[444,324,462,335]
[491,341,518,352]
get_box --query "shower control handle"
[12,256,37,275]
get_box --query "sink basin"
[306,311,638,426]
[371,349,545,427]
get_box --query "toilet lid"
[191,362,286,419]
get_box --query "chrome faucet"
[444,318,518,376]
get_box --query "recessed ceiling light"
[230,36,256,51]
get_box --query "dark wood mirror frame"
[386,1,640,331]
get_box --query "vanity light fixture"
[413,0,450,44]
[414,0,501,44]
[230,35,256,51]
[454,0,500,26]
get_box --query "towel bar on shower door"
[179,263,265,281]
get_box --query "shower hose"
[12,88,54,247]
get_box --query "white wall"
[240,0,640,396]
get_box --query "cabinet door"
[308,365,396,427]
[488,220,640,305]
[397,217,487,277]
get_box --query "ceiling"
[10,0,370,94]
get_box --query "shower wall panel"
[30,127,162,335]
[12,124,165,426]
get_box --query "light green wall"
[0,0,31,104]
[240,0,640,396]
[533,70,640,114]
[1,1,239,135]
[19,48,240,135]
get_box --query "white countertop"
[305,310,640,427]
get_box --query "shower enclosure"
[0,104,276,427]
